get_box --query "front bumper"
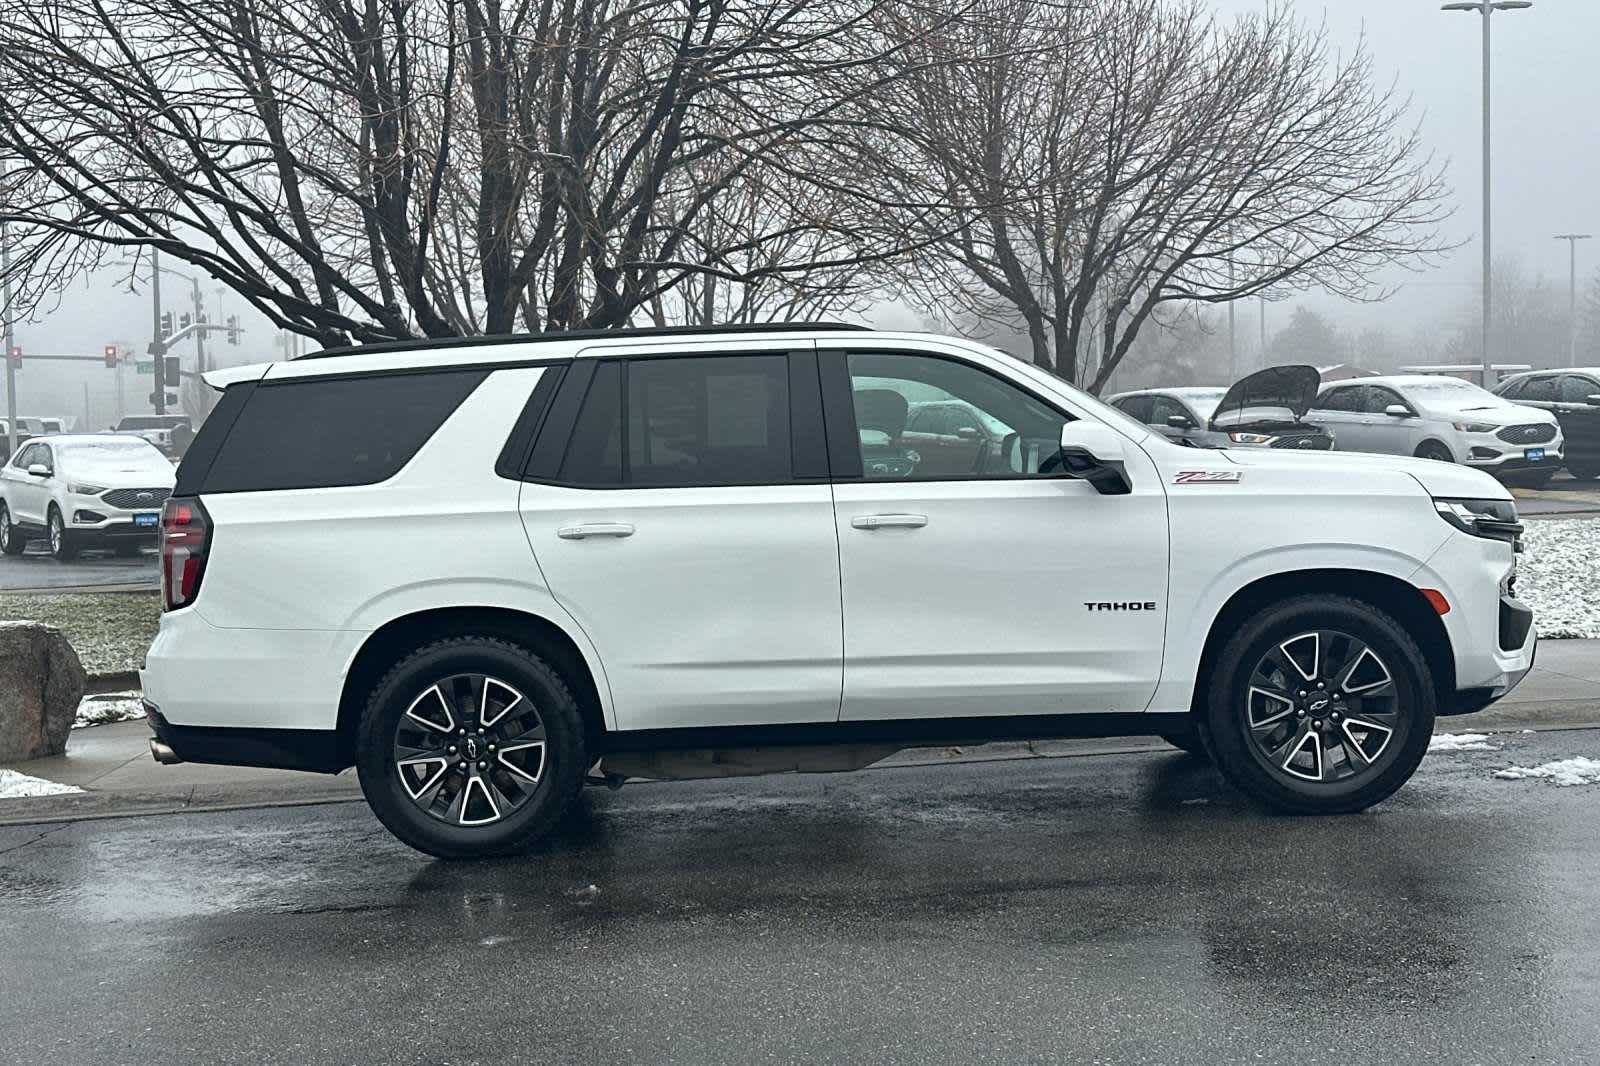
[1412,527,1537,714]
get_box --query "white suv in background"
[0,434,175,558]
[1311,375,1563,484]
[142,325,1536,859]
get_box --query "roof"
[1106,386,1227,399]
[296,321,870,361]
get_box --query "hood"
[1415,398,1557,426]
[1209,365,1321,430]
[1219,447,1511,501]
[61,443,176,486]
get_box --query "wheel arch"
[1413,438,1457,462]
[335,606,610,769]
[1190,568,1456,718]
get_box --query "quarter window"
[1114,395,1156,424]
[845,352,1068,480]
[1559,375,1599,404]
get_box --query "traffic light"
[5,345,19,366]
[159,312,173,338]
[226,314,240,346]
[178,313,192,331]
[148,391,177,407]
[163,356,181,382]
[104,344,119,369]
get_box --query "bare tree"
[865,0,1452,390]
[0,0,944,345]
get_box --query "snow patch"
[1518,518,1600,639]
[1493,757,1600,787]
[0,769,84,799]
[1429,732,1498,753]
[74,692,147,729]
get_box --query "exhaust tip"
[149,738,183,765]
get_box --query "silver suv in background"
[1109,366,1334,451]
[1311,375,1563,484]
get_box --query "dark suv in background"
[1494,369,1600,481]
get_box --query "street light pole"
[1555,234,1592,367]
[1442,0,1533,385]
[1,160,16,457]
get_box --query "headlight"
[68,483,107,496]
[1434,497,1522,547]
[1451,422,1497,433]
[1228,432,1278,445]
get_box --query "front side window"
[1559,375,1599,404]
[846,352,1069,480]
[555,355,793,488]
[1519,375,1558,403]
[1149,395,1194,428]
[1362,387,1407,414]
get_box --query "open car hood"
[1209,365,1322,430]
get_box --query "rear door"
[519,345,844,731]
[1310,386,1365,449]
[823,347,1168,721]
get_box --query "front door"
[1360,385,1422,456]
[519,349,843,732]
[1557,375,1600,474]
[825,349,1169,721]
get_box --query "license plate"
[1525,448,1545,462]
[134,512,159,528]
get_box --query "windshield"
[1399,378,1510,411]
[1182,389,1230,420]
[57,438,161,460]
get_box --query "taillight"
[161,496,212,611]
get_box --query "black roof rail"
[295,321,873,361]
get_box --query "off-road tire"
[1201,594,1435,814]
[356,636,587,859]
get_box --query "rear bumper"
[145,702,343,774]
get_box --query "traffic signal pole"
[150,247,166,415]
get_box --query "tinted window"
[1497,378,1525,399]
[558,362,623,485]
[201,370,488,492]
[906,406,947,434]
[1316,387,1361,412]
[1517,376,1558,403]
[846,352,1068,480]
[1361,387,1406,414]
[1149,395,1194,428]
[1115,396,1156,424]
[627,356,791,486]
[1559,376,1599,404]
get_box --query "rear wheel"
[356,636,586,859]
[1415,441,1454,463]
[0,504,27,555]
[1202,595,1434,814]
[1566,459,1600,482]
[47,507,78,561]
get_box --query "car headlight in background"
[1451,422,1497,433]
[68,483,107,496]
[1434,497,1523,548]
[1228,432,1278,445]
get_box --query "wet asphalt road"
[4,733,1600,1065]
[0,541,157,590]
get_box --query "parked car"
[21,416,65,435]
[113,414,193,456]
[1311,375,1564,484]
[1492,368,1600,481]
[142,324,1534,859]
[0,434,176,559]
[1108,366,1334,451]
[0,419,37,453]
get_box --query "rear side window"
[1315,387,1361,412]
[1519,376,1558,403]
[1559,376,1598,403]
[199,370,487,492]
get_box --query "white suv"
[141,325,1536,858]
[0,434,176,558]
[1312,376,1563,484]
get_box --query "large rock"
[0,622,86,763]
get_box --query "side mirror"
[1055,422,1132,495]
[1384,404,1412,418]
[26,463,50,479]
[955,426,980,441]
[1165,414,1194,430]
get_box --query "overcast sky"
[10,0,1600,414]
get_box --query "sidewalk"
[5,639,1600,826]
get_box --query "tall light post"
[1442,0,1533,384]
[1555,233,1592,367]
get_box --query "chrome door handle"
[851,514,928,530]
[557,523,635,540]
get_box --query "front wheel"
[1415,441,1454,463]
[1202,595,1434,814]
[0,504,27,555]
[356,637,587,859]
[1566,459,1599,482]
[47,508,78,561]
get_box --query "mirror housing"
[1055,422,1132,495]
[1165,414,1194,429]
[1383,404,1412,418]
[25,463,50,479]
[955,426,980,441]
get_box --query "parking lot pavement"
[0,541,158,591]
[4,729,1600,1066]
[1511,473,1600,517]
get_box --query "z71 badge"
[1174,470,1242,484]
